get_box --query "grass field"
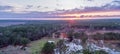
[28,37,60,54]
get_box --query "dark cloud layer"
[0,11,75,18]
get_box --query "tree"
[67,29,74,37]
[83,49,92,54]
[19,37,30,45]
[94,50,108,54]
[67,29,74,42]
[19,37,30,50]
[57,40,67,54]
[74,32,81,39]
[0,35,9,47]
[42,42,56,54]
[0,24,61,48]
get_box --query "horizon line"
[0,17,120,20]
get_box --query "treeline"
[0,24,61,48]
[92,32,120,40]
[70,23,120,30]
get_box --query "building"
[60,32,67,39]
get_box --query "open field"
[28,37,60,54]
[0,37,60,54]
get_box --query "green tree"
[19,37,30,45]
[57,40,67,54]
[94,50,108,54]
[42,42,56,54]
[83,49,92,54]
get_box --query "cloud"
[113,0,120,3]
[0,5,13,10]
[0,0,119,18]
[44,7,49,9]
[56,3,60,6]
[0,11,48,18]
[0,11,74,18]
[53,0,120,14]
[25,5,33,9]
[37,6,41,8]
[84,0,120,10]
[103,1,120,10]
[86,0,94,1]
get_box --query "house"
[60,32,67,39]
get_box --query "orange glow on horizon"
[58,10,120,18]
[0,10,120,20]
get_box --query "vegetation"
[0,20,120,54]
[42,42,56,54]
[29,38,59,54]
[92,32,120,40]
[94,50,108,54]
[83,49,92,54]
[82,49,108,54]
[0,24,61,48]
[20,38,30,45]
[67,31,88,46]
[57,40,67,54]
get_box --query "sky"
[0,0,120,20]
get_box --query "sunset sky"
[0,0,120,20]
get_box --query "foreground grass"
[28,37,60,54]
